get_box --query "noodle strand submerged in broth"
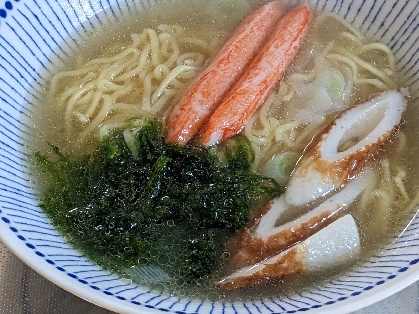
[48,24,215,152]
[29,0,419,301]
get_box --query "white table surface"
[0,241,417,314]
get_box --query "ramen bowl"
[1,0,419,313]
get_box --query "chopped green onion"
[261,152,299,186]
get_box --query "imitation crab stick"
[200,4,311,147]
[165,1,286,145]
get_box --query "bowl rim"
[1,195,419,313]
[1,0,419,313]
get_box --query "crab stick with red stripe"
[200,4,311,147]
[165,1,286,145]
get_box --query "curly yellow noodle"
[274,121,299,146]
[166,78,185,90]
[121,44,150,81]
[77,90,94,107]
[254,95,277,135]
[294,119,327,147]
[83,91,103,120]
[102,62,135,83]
[243,10,413,242]
[159,37,179,67]
[79,94,114,142]
[371,190,392,228]
[163,89,178,97]
[53,73,95,104]
[157,24,183,36]
[37,7,419,272]
[355,42,396,73]
[319,39,336,57]
[247,8,399,172]
[245,128,276,146]
[382,159,394,196]
[144,28,161,67]
[63,81,97,132]
[49,24,212,145]
[179,37,212,50]
[142,73,153,111]
[151,65,197,105]
[314,12,364,41]
[357,78,389,90]
[395,130,407,152]
[250,142,263,170]
[335,48,395,88]
[49,68,94,95]
[96,80,121,92]
[358,175,391,233]
[358,131,409,223]
[177,52,206,66]
[358,181,375,214]
[151,94,174,115]
[86,47,139,68]
[406,188,419,213]
[340,31,363,45]
[394,168,409,203]
[288,72,315,82]
[326,53,359,79]
[112,103,142,114]
[153,64,170,81]
[278,82,294,102]
[112,83,136,99]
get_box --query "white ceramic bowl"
[1,0,419,313]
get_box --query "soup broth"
[32,0,242,156]
[28,0,419,302]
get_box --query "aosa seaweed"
[35,118,280,283]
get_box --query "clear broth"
[27,0,419,302]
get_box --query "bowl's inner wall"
[0,0,419,313]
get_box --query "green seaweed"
[35,118,280,283]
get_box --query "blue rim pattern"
[1,0,419,313]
